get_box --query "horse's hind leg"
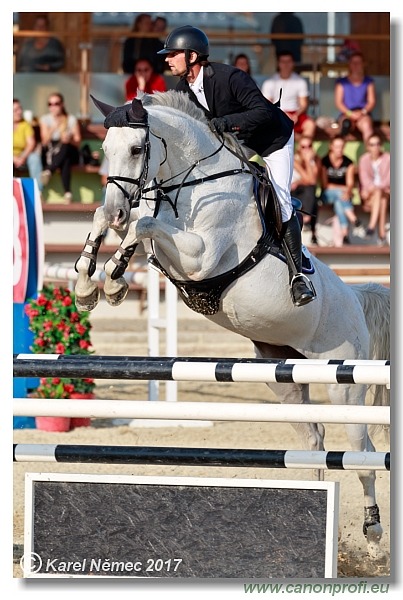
[253,342,325,480]
[74,207,108,312]
[267,380,326,480]
[327,383,384,558]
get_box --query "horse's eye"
[131,146,142,156]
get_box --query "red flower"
[25,284,95,398]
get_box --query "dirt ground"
[13,312,391,580]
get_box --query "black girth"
[148,233,275,315]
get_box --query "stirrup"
[290,273,316,307]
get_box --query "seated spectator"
[261,50,316,139]
[320,136,363,246]
[125,57,167,101]
[334,52,376,142]
[358,134,390,246]
[16,14,65,73]
[13,99,43,192]
[39,93,81,204]
[233,53,252,75]
[122,13,165,75]
[291,136,321,245]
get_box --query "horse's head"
[92,95,163,230]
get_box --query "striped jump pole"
[13,399,390,425]
[13,444,390,471]
[13,355,391,386]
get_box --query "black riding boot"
[281,212,316,307]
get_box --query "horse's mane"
[140,90,252,157]
[141,90,208,124]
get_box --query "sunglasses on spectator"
[300,144,312,149]
[368,141,381,146]
[48,101,62,106]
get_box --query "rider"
[157,26,315,307]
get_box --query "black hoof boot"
[291,274,316,307]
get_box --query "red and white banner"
[13,178,29,303]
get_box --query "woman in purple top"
[334,52,376,142]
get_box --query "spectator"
[291,136,321,245]
[334,52,376,142]
[261,50,316,139]
[122,13,165,75]
[153,16,167,35]
[358,134,390,246]
[125,57,167,101]
[320,136,363,246]
[233,53,252,75]
[16,14,65,73]
[39,92,81,204]
[270,12,304,63]
[13,99,43,192]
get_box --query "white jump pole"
[13,399,390,425]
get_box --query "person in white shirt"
[262,50,316,139]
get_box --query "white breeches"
[262,131,294,222]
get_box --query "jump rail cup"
[13,355,391,386]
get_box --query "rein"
[106,123,253,219]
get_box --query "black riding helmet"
[157,25,209,70]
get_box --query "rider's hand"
[209,117,229,135]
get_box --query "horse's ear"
[90,94,116,117]
[129,99,148,124]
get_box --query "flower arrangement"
[24,284,95,399]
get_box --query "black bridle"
[104,122,253,218]
[105,123,152,208]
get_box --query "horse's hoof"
[105,281,129,306]
[75,288,100,312]
[366,522,384,559]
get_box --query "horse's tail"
[351,283,390,440]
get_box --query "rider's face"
[165,51,187,76]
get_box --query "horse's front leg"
[74,206,109,312]
[103,216,205,306]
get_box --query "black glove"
[209,117,229,135]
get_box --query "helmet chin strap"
[182,49,200,78]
